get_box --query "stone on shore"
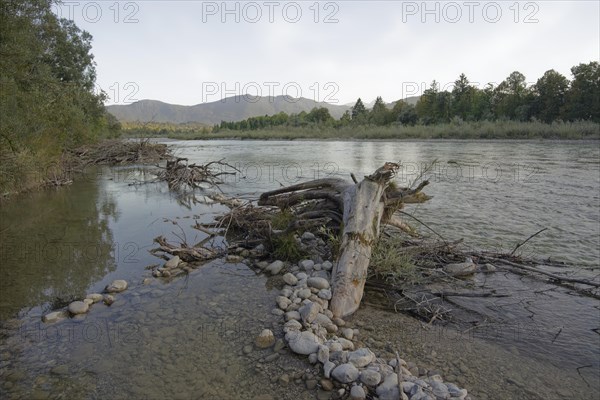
[376,373,400,400]
[348,348,376,368]
[266,261,284,275]
[331,363,359,383]
[350,385,366,400]
[307,277,330,290]
[443,259,476,277]
[299,302,320,324]
[286,330,321,355]
[282,272,298,286]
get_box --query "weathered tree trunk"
[258,162,430,318]
[329,163,397,318]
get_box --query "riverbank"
[0,139,169,200]
[121,120,600,141]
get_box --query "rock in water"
[286,330,321,355]
[67,301,89,315]
[42,311,68,323]
[105,280,128,293]
[443,258,476,277]
[85,293,104,303]
[255,329,276,349]
[165,255,180,268]
[331,363,359,383]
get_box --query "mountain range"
[106,95,421,125]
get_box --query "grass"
[271,233,306,262]
[146,120,600,141]
[369,234,422,285]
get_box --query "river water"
[0,140,598,399]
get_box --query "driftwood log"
[259,162,431,318]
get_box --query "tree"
[451,73,476,120]
[563,61,600,122]
[351,98,367,123]
[531,69,569,123]
[495,71,531,120]
[306,107,333,124]
[369,96,389,125]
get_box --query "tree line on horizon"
[213,62,599,132]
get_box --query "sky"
[53,0,600,106]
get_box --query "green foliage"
[0,0,112,194]
[271,233,306,262]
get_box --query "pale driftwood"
[329,163,397,317]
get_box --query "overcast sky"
[54,1,599,106]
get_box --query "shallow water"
[0,140,599,399]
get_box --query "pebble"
[243,345,253,354]
[105,279,128,293]
[103,294,115,305]
[360,369,382,386]
[225,254,243,263]
[348,348,376,368]
[331,363,359,383]
[286,330,321,355]
[282,272,298,285]
[305,379,318,390]
[302,232,316,241]
[285,311,301,322]
[86,293,104,303]
[341,327,354,340]
[299,302,320,324]
[443,259,476,277]
[276,296,292,310]
[165,255,181,268]
[323,360,335,378]
[317,345,330,363]
[42,310,68,323]
[322,261,333,271]
[320,379,334,391]
[299,259,315,270]
[255,329,276,349]
[297,288,312,299]
[318,289,332,300]
[376,373,400,400]
[266,260,284,275]
[350,385,366,400]
[296,272,308,280]
[67,301,89,315]
[307,276,330,290]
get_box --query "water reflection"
[0,168,118,320]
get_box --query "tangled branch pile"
[156,158,240,191]
[68,139,169,166]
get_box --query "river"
[0,140,598,399]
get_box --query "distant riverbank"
[124,120,599,141]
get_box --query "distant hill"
[106,96,351,125]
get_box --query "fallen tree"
[258,162,431,318]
